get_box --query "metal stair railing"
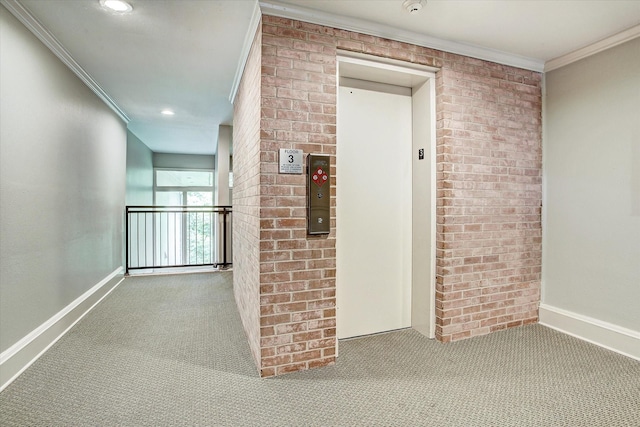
[125,205,232,274]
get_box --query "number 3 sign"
[279,148,303,174]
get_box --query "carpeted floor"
[0,272,638,426]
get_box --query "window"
[154,169,214,206]
[153,169,215,265]
[156,170,213,187]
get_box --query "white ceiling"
[272,1,640,62]
[12,0,259,155]
[5,0,640,155]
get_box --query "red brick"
[291,310,323,322]
[260,314,291,327]
[308,338,335,349]
[274,282,306,292]
[308,357,336,369]
[277,343,307,354]
[260,293,290,305]
[275,363,307,375]
[260,367,276,377]
[261,334,292,347]
[292,350,322,362]
[293,331,323,342]
[262,354,292,367]
[275,322,308,334]
[292,290,323,301]
[275,302,307,313]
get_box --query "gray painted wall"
[543,38,640,332]
[153,153,215,170]
[126,131,154,206]
[0,7,127,352]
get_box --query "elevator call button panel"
[307,154,330,235]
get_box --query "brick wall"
[232,24,262,366]
[234,14,542,376]
[258,17,338,377]
[435,60,542,342]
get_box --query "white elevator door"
[337,84,412,339]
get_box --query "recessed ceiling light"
[161,109,175,116]
[403,0,425,14]
[100,0,133,13]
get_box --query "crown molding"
[544,24,640,72]
[229,0,262,104]
[259,1,545,72]
[1,0,130,123]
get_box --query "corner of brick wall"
[232,22,263,369]
[258,17,338,377]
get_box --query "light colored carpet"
[0,272,638,426]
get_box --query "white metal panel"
[410,79,436,339]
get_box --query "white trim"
[229,0,262,104]
[540,73,547,304]
[539,304,640,361]
[338,50,440,75]
[427,74,437,339]
[0,0,130,123]
[545,24,640,72]
[0,267,125,392]
[336,53,437,340]
[259,1,544,72]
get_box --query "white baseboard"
[0,268,125,392]
[539,304,640,361]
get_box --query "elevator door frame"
[336,52,437,343]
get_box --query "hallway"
[0,271,638,426]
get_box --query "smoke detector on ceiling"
[403,0,426,14]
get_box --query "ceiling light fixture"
[161,109,175,116]
[100,0,133,13]
[403,0,425,14]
